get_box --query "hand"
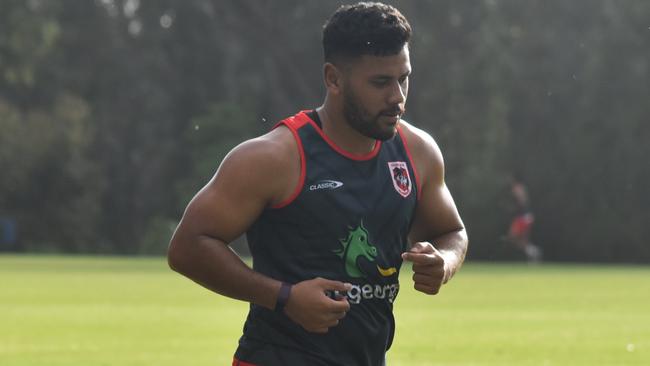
[401,242,453,295]
[283,277,352,334]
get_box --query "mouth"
[380,108,404,122]
[382,113,400,118]
[381,114,401,124]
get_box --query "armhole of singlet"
[397,125,422,201]
[269,119,306,209]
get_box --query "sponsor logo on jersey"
[309,180,344,191]
[333,221,400,303]
[346,283,400,304]
[388,161,412,198]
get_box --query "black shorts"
[233,338,388,366]
[234,340,335,366]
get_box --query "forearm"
[168,234,281,310]
[430,228,468,279]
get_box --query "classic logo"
[388,161,412,197]
[309,180,344,191]
[333,221,397,279]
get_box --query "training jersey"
[234,110,421,366]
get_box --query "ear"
[323,62,343,96]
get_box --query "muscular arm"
[168,127,350,332]
[168,130,292,309]
[400,122,468,294]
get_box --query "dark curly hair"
[322,2,412,64]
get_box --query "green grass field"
[1,255,649,365]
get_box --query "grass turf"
[1,255,648,365]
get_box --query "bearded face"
[342,86,401,141]
[338,46,410,141]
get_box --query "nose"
[387,80,406,106]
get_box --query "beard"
[342,88,403,141]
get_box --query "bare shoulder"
[221,125,296,172]
[172,125,299,245]
[399,120,444,184]
[210,125,300,207]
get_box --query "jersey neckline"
[300,110,382,161]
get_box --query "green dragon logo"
[334,221,397,278]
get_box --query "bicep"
[410,181,464,243]
[181,177,266,244]
[175,143,281,245]
[407,131,464,243]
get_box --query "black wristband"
[275,282,292,313]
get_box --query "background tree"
[1,0,648,261]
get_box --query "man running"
[507,175,541,262]
[168,2,468,365]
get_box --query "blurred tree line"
[1,0,648,262]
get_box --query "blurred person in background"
[507,174,541,263]
[168,2,467,365]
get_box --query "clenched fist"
[283,277,352,333]
[401,242,453,295]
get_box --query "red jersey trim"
[299,111,382,161]
[397,125,422,201]
[269,116,307,209]
[232,358,257,366]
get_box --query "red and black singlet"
[235,110,420,366]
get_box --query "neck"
[317,99,377,155]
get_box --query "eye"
[360,236,366,241]
[372,80,388,88]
